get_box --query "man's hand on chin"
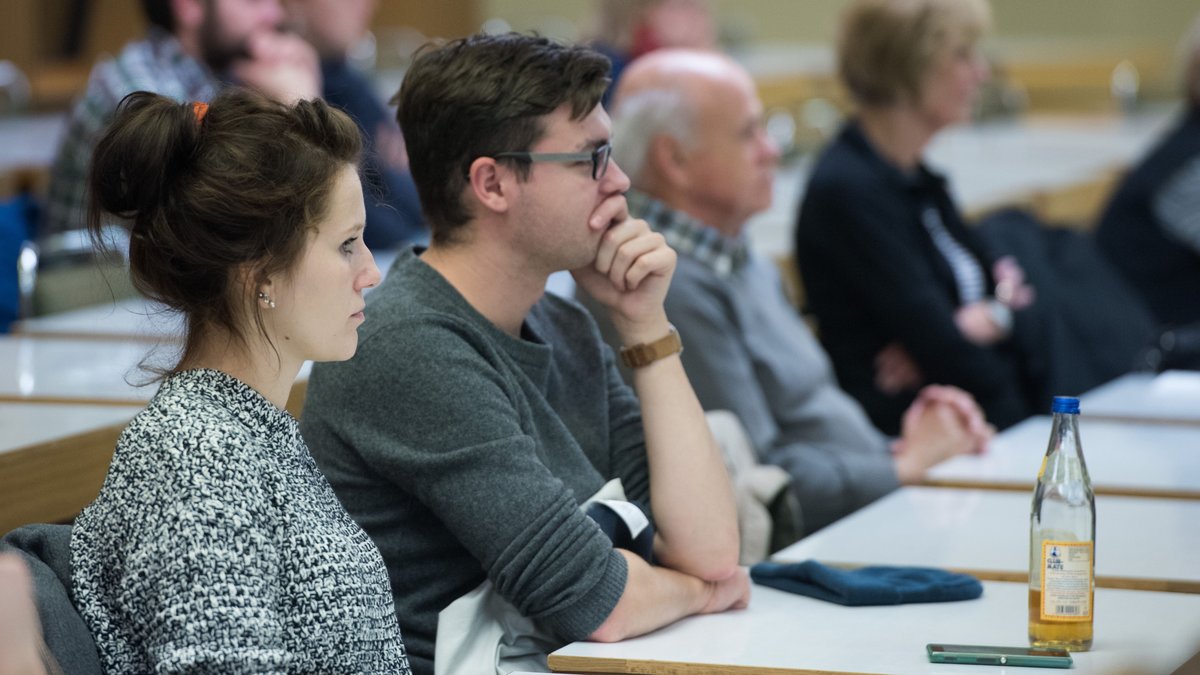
[573,216,677,344]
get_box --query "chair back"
[32,226,137,316]
[1,524,102,674]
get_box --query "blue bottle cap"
[1051,396,1080,414]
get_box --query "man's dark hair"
[141,0,175,32]
[394,33,610,245]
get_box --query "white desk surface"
[744,109,1174,259]
[0,114,64,173]
[0,336,312,405]
[549,581,1200,675]
[772,487,1200,593]
[0,335,163,404]
[13,297,183,341]
[925,415,1200,499]
[13,249,402,340]
[925,112,1172,215]
[1080,371,1200,426]
[0,402,139,455]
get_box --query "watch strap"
[619,324,683,369]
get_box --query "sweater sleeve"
[330,315,627,641]
[600,336,652,506]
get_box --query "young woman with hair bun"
[70,88,411,673]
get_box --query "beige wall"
[483,0,1196,45]
[481,0,1197,104]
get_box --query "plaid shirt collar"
[626,190,749,279]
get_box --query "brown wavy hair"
[88,88,362,375]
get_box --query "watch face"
[988,299,1013,333]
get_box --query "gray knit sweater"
[71,368,411,674]
[301,248,650,675]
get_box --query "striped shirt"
[1154,154,1200,254]
[920,203,986,304]
[43,29,219,238]
[626,190,749,279]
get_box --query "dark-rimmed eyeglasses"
[493,142,612,180]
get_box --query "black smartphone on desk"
[927,643,1073,668]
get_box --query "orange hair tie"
[192,101,209,125]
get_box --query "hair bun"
[89,91,202,226]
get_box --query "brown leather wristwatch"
[619,324,683,369]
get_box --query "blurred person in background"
[588,0,718,104]
[285,0,427,249]
[600,49,990,536]
[795,0,1153,434]
[43,0,320,240]
[1096,14,1200,333]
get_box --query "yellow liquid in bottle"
[1028,588,1093,651]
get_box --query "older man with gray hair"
[597,49,991,535]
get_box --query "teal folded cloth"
[750,560,983,606]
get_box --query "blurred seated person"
[595,49,990,535]
[1096,16,1200,331]
[43,0,320,239]
[588,0,717,104]
[795,0,1151,434]
[285,0,426,249]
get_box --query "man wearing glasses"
[300,33,747,675]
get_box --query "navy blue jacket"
[1096,108,1200,329]
[322,58,426,250]
[795,123,1035,432]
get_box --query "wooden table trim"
[803,561,1200,595]
[0,380,305,415]
[9,328,179,343]
[1084,413,1200,428]
[548,653,884,675]
[920,477,1200,501]
[0,394,149,406]
[0,422,124,532]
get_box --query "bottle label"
[1040,540,1093,622]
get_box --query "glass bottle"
[1028,396,1095,650]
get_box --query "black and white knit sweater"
[71,368,411,673]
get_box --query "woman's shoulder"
[107,375,276,496]
[807,126,891,194]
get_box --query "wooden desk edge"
[9,328,182,344]
[548,653,879,675]
[0,394,148,406]
[773,561,1200,595]
[1083,413,1200,428]
[0,422,126,532]
[548,626,1200,675]
[920,478,1200,501]
[0,379,306,416]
